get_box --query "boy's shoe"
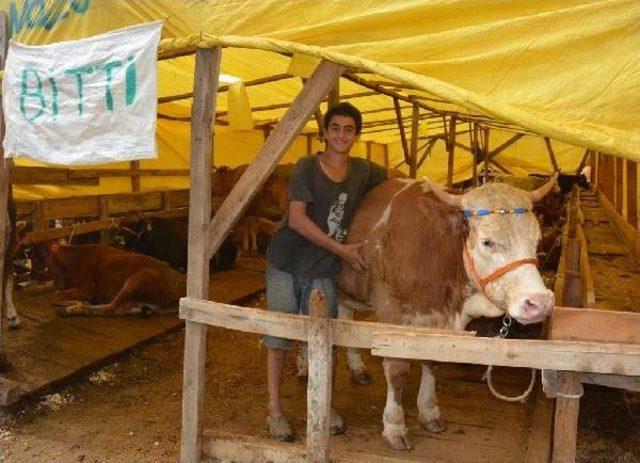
[330,408,346,435]
[267,414,294,442]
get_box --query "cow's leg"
[296,342,308,382]
[382,358,412,450]
[417,362,445,433]
[250,217,259,255]
[57,270,157,317]
[337,302,371,385]
[4,272,20,329]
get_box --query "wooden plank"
[628,160,638,229]
[447,115,456,188]
[483,128,490,183]
[41,195,100,220]
[544,138,559,172]
[598,189,640,264]
[551,371,582,463]
[181,47,221,463]
[582,373,640,391]
[616,157,624,214]
[108,191,163,215]
[180,298,640,375]
[549,306,640,344]
[369,329,640,375]
[524,389,553,463]
[179,298,472,349]
[203,431,431,463]
[0,10,9,360]
[393,97,410,166]
[408,104,419,178]
[306,290,332,462]
[576,226,596,308]
[206,59,345,259]
[488,133,525,160]
[130,160,141,192]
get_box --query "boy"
[264,102,387,441]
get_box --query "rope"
[481,316,537,404]
[483,365,537,403]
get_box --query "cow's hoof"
[351,370,372,385]
[420,417,446,433]
[8,317,21,330]
[383,429,412,450]
[330,408,345,435]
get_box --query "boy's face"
[324,115,359,155]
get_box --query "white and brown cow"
[336,175,556,450]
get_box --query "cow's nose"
[522,293,555,319]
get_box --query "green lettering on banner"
[97,60,122,111]
[125,56,136,106]
[48,76,59,119]
[9,0,92,36]
[20,68,46,122]
[64,65,94,116]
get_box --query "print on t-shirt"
[327,192,348,242]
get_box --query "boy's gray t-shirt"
[267,155,387,278]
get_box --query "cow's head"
[426,175,557,324]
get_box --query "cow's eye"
[481,238,494,248]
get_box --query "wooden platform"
[0,256,266,406]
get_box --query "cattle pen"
[168,47,640,463]
[0,6,639,463]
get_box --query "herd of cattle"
[1,165,587,448]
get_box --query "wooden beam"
[488,133,525,159]
[181,298,640,376]
[483,128,490,183]
[306,290,332,462]
[471,123,479,187]
[393,98,410,165]
[489,158,512,175]
[383,144,389,168]
[544,137,560,172]
[415,138,437,170]
[327,79,339,109]
[576,149,590,175]
[206,60,345,259]
[0,11,9,363]
[180,46,221,463]
[409,104,419,178]
[446,116,457,188]
[203,430,429,463]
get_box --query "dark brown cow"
[336,176,556,449]
[51,244,185,317]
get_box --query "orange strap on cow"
[463,246,538,294]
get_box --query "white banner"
[2,21,163,165]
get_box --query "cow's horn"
[423,176,462,208]
[529,172,559,203]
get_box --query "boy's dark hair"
[323,102,362,135]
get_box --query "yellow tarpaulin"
[2,0,638,200]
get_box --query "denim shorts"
[262,264,338,349]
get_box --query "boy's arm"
[288,200,365,272]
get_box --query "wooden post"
[446,116,457,188]
[327,80,339,109]
[99,196,110,243]
[552,205,583,463]
[471,123,479,187]
[622,159,628,221]
[545,137,560,172]
[365,141,372,161]
[616,157,624,215]
[409,104,419,178]
[383,144,389,169]
[576,149,590,175]
[206,60,345,259]
[0,12,9,360]
[180,47,221,463]
[130,160,141,192]
[306,133,314,156]
[483,127,490,183]
[306,289,333,463]
[393,97,410,166]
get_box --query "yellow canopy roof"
[3,0,638,200]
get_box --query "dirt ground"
[1,288,639,463]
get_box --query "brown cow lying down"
[335,175,557,450]
[51,244,185,317]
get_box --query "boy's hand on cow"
[339,242,366,272]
